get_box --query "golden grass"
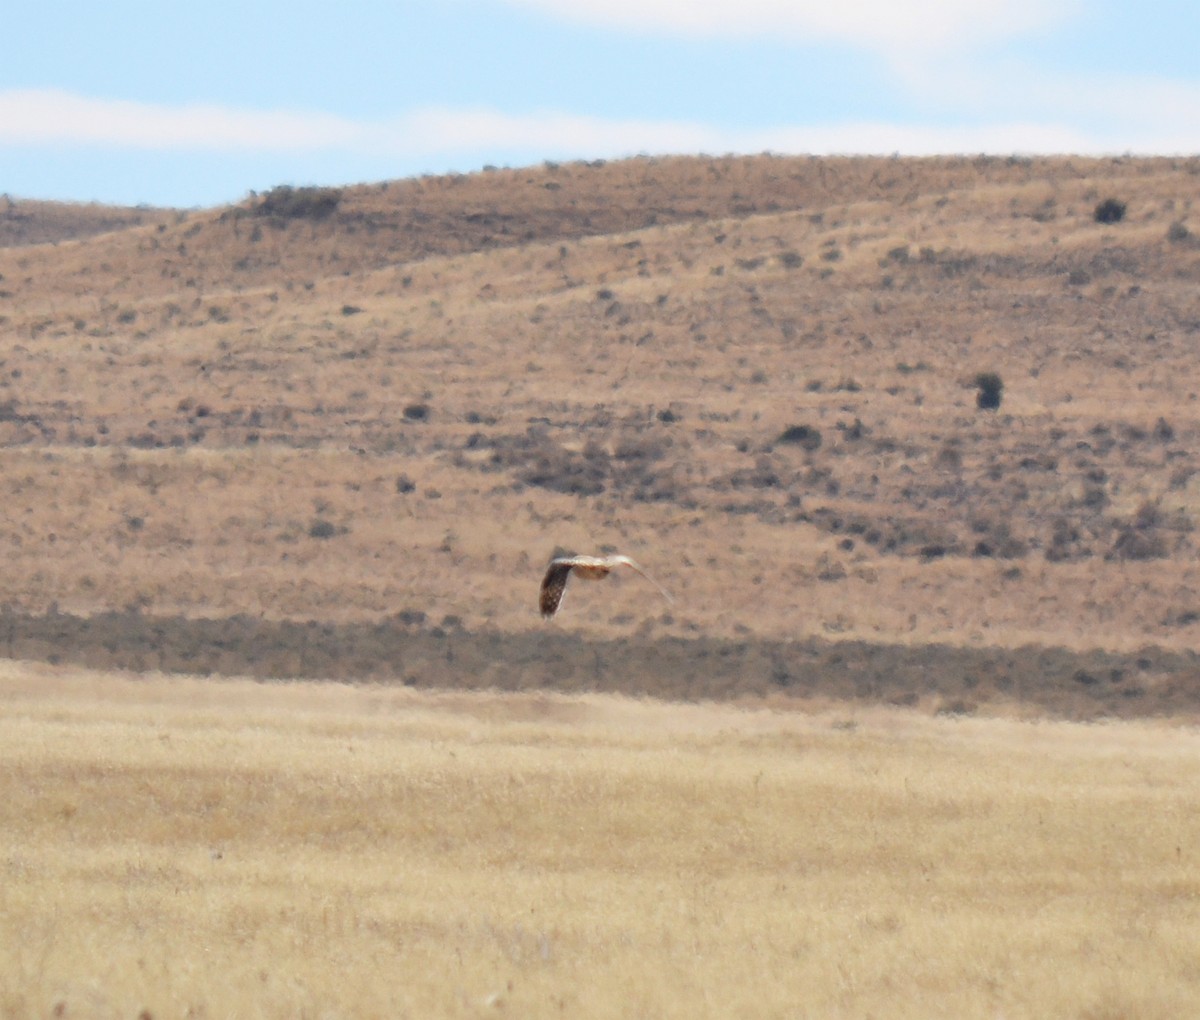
[2,660,1198,1018]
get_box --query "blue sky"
[2,0,1198,208]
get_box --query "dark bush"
[935,444,962,470]
[403,403,430,422]
[777,424,822,451]
[308,519,337,539]
[480,429,609,497]
[253,185,342,221]
[1045,518,1091,562]
[1093,198,1126,224]
[974,372,1003,410]
[1167,221,1192,244]
[968,515,1027,559]
[1108,528,1168,561]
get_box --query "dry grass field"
[2,659,1199,1019]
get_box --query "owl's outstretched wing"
[613,556,675,607]
[539,560,575,618]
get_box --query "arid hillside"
[0,196,175,248]
[2,154,1200,717]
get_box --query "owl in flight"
[539,554,674,619]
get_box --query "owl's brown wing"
[539,560,574,618]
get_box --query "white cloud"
[2,88,1197,169]
[0,90,720,157]
[499,0,1079,56]
[890,57,1200,151]
[747,121,1099,156]
[0,89,362,151]
[403,108,1106,159]
[399,107,719,155]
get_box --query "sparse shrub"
[526,440,608,496]
[1108,526,1168,561]
[935,444,962,470]
[403,403,430,422]
[480,428,610,497]
[974,372,1003,410]
[777,424,822,451]
[487,421,690,506]
[1045,518,1090,562]
[395,475,415,494]
[1132,500,1161,530]
[936,699,977,717]
[612,432,669,464]
[1093,198,1126,224]
[1079,485,1108,511]
[968,515,1027,559]
[837,417,867,440]
[1031,200,1057,223]
[1169,465,1195,492]
[308,519,337,539]
[815,555,846,582]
